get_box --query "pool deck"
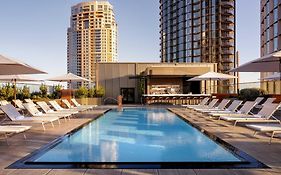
[0,106,281,175]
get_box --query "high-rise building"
[159,0,236,90]
[67,1,118,88]
[260,0,281,94]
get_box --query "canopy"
[47,73,91,97]
[0,74,42,82]
[188,72,237,81]
[46,73,91,82]
[230,51,281,72]
[0,55,46,75]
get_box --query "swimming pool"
[10,107,267,169]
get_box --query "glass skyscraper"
[160,0,236,74]
[260,0,281,94]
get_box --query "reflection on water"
[35,108,242,163]
[101,141,118,162]
[147,110,176,124]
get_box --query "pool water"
[34,108,242,163]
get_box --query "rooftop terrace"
[1,106,281,175]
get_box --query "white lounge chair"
[254,97,264,105]
[0,104,59,130]
[215,101,257,119]
[0,100,10,106]
[49,100,79,114]
[182,97,209,109]
[196,99,231,112]
[255,97,276,108]
[23,103,69,121]
[0,125,31,143]
[36,101,75,120]
[71,98,96,110]
[207,100,243,116]
[190,99,219,110]
[13,99,25,110]
[61,99,86,112]
[246,123,281,144]
[24,99,33,103]
[220,103,280,126]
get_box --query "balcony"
[221,49,234,55]
[222,24,235,31]
[222,58,234,63]
[221,40,235,47]
[221,9,235,16]
[221,1,234,7]
[221,18,235,24]
[221,33,235,39]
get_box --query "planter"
[76,97,102,105]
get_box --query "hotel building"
[261,0,281,94]
[159,0,237,92]
[67,1,118,88]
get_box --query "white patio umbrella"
[230,51,281,72]
[229,51,281,94]
[46,73,91,97]
[188,72,238,93]
[0,55,46,75]
[0,74,42,100]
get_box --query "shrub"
[30,91,41,99]
[95,86,105,97]
[88,87,95,97]
[17,86,30,100]
[239,88,266,101]
[39,84,48,97]
[75,86,88,98]
[0,84,15,100]
[50,85,62,99]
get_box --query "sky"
[0,0,260,82]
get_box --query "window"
[274,23,278,37]
[274,37,278,51]
[274,0,279,7]
[274,8,278,22]
[266,2,270,14]
[193,49,200,55]
[193,56,201,62]
[266,42,270,54]
[266,29,270,41]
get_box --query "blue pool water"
[34,108,242,163]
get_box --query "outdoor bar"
[142,94,211,105]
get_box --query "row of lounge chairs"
[185,97,281,144]
[0,98,96,144]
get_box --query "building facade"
[98,62,217,103]
[159,0,236,92]
[260,0,281,94]
[67,1,118,88]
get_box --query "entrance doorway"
[120,88,135,104]
[183,77,201,94]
